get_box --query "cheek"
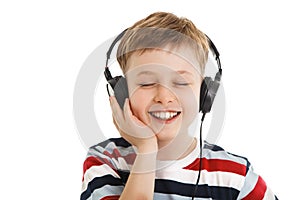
[129,89,151,117]
[176,86,200,125]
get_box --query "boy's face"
[125,47,202,145]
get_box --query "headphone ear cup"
[107,76,129,109]
[200,77,220,114]
[200,77,212,113]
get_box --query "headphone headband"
[105,29,128,67]
[105,28,222,81]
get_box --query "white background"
[0,0,299,199]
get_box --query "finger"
[123,98,154,138]
[123,98,132,122]
[112,115,120,131]
[109,96,124,125]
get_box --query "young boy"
[81,12,278,200]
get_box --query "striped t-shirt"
[81,137,278,200]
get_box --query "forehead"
[126,48,201,76]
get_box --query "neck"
[157,135,196,160]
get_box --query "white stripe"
[201,170,245,190]
[81,164,120,192]
[112,157,131,171]
[262,186,276,200]
[156,169,245,190]
[202,148,248,166]
[87,148,110,160]
[154,192,213,200]
[93,142,136,157]
[87,185,123,200]
[236,166,259,199]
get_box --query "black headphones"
[104,28,222,114]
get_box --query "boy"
[81,12,278,200]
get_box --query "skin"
[109,47,203,199]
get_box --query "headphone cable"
[191,113,205,200]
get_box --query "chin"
[156,126,184,140]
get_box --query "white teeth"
[149,111,180,120]
[166,112,170,119]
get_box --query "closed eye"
[139,83,156,87]
[174,82,190,86]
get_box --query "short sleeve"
[237,164,278,200]
[80,156,124,200]
[80,138,134,200]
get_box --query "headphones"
[104,28,222,114]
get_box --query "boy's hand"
[109,96,158,153]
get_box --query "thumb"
[112,115,120,131]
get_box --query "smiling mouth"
[148,111,181,120]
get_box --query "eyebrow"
[137,71,156,76]
[176,70,193,76]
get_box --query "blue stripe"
[90,138,131,150]
[80,175,123,200]
[155,179,239,199]
[108,138,131,147]
[204,142,225,152]
[81,175,240,200]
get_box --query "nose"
[153,84,176,106]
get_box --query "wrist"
[136,139,158,154]
[132,150,158,174]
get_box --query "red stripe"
[83,156,104,175]
[101,195,120,200]
[183,158,247,176]
[82,156,114,181]
[242,176,267,200]
[103,149,121,159]
[103,150,136,165]
[82,153,136,181]
[123,153,136,165]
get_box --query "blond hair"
[117,12,209,73]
